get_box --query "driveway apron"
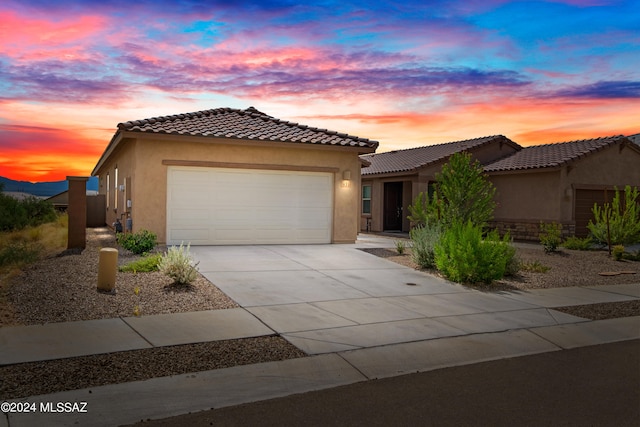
[190,239,625,355]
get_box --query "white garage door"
[167,166,333,245]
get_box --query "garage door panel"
[170,229,210,243]
[167,166,333,245]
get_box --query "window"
[106,173,110,208]
[114,166,118,210]
[362,185,372,214]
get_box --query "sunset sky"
[1,0,638,182]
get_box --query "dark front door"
[383,182,404,230]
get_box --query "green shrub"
[588,185,640,246]
[119,253,162,272]
[0,241,42,267]
[520,260,550,273]
[158,242,199,285]
[539,222,562,253]
[0,184,57,231]
[407,192,439,227]
[612,245,625,261]
[394,240,407,255]
[432,152,496,228]
[410,223,442,269]
[116,230,157,255]
[434,221,515,284]
[562,236,593,251]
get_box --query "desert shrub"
[539,222,562,253]
[116,230,157,255]
[410,223,442,269]
[432,152,496,229]
[588,186,640,246]
[119,253,162,272]
[394,240,407,255]
[0,184,57,231]
[562,236,593,251]
[612,245,625,261]
[0,241,42,268]
[434,221,515,284]
[407,192,439,227]
[504,250,520,277]
[520,260,550,273]
[158,242,199,285]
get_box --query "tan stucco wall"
[490,143,640,225]
[97,134,363,244]
[490,170,562,222]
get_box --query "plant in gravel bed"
[116,229,157,255]
[612,245,625,261]
[562,236,593,250]
[520,260,551,273]
[539,221,562,253]
[588,185,640,246]
[158,242,199,285]
[410,223,442,268]
[434,221,515,284]
[119,253,162,272]
[394,240,407,255]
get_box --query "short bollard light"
[97,247,118,293]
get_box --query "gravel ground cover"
[1,336,306,400]
[1,230,638,400]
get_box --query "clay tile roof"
[483,135,628,172]
[117,106,378,150]
[361,135,514,175]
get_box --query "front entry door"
[383,182,403,231]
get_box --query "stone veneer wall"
[489,220,575,241]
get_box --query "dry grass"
[0,215,68,325]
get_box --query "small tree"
[588,185,640,246]
[432,152,496,229]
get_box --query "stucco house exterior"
[92,107,378,245]
[361,135,640,240]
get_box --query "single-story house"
[92,107,378,245]
[361,135,640,240]
[47,189,99,211]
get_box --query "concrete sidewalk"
[2,236,639,426]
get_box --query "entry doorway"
[383,182,404,231]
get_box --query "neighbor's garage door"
[167,166,333,245]
[574,188,614,238]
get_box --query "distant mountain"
[0,176,99,197]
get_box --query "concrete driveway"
[190,236,639,356]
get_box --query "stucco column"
[67,176,88,249]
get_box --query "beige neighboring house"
[91,107,378,245]
[360,135,520,233]
[361,135,640,240]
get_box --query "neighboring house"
[360,135,520,232]
[47,190,99,210]
[361,135,640,240]
[485,136,640,239]
[46,190,105,227]
[629,133,640,146]
[91,107,378,245]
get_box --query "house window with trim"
[106,173,110,209]
[114,166,118,211]
[362,185,372,214]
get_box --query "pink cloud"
[0,11,109,61]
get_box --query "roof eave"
[91,131,125,176]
